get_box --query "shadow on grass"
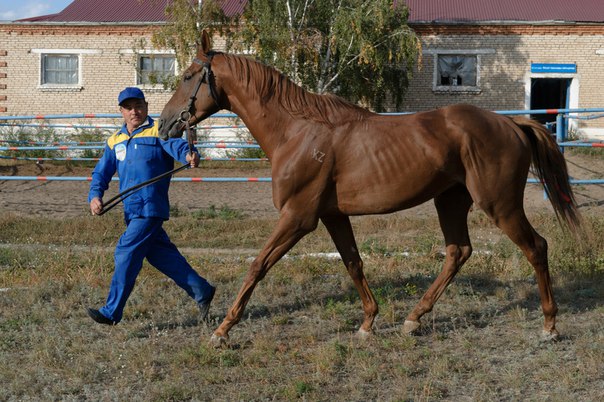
[127,317,202,338]
[129,267,603,343]
[373,269,604,335]
[209,266,604,334]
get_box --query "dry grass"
[1,210,603,401]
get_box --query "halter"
[177,54,220,125]
[176,55,220,159]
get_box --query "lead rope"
[185,118,196,158]
[97,125,197,216]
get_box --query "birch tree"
[229,0,420,111]
[153,0,420,111]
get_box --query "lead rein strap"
[97,128,197,216]
[97,164,190,216]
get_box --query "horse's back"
[326,107,464,214]
[325,104,532,215]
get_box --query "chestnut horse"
[159,31,581,346]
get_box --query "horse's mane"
[216,52,373,127]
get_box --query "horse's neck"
[225,89,289,160]
[213,54,313,159]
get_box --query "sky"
[0,0,72,21]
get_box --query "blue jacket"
[88,117,195,220]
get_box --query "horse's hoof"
[540,329,560,342]
[356,328,372,339]
[403,320,421,334]
[210,333,228,348]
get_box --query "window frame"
[137,53,177,87]
[436,54,478,88]
[41,53,79,86]
[32,48,100,90]
[424,48,495,93]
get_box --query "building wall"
[403,24,604,136]
[0,25,159,117]
[0,24,227,119]
[1,22,604,136]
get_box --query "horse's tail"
[511,116,582,236]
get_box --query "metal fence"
[0,109,602,184]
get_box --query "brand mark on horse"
[312,148,325,163]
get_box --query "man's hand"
[186,152,200,168]
[90,197,103,215]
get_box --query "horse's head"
[158,31,223,140]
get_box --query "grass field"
[1,206,603,401]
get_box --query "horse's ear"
[199,30,211,55]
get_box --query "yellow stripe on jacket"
[106,124,159,150]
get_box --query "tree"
[153,0,420,111]
[233,0,420,111]
[149,0,232,89]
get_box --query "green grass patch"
[0,210,603,400]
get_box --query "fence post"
[556,113,565,153]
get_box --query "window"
[33,48,99,90]
[425,49,494,93]
[138,55,176,85]
[437,55,477,87]
[42,54,79,85]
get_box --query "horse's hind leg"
[321,215,378,336]
[404,185,473,334]
[491,209,558,339]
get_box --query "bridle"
[176,54,220,160]
[97,56,220,216]
[177,54,220,127]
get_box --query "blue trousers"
[99,217,213,322]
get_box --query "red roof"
[220,0,247,18]
[19,0,168,22]
[16,0,604,24]
[18,0,247,23]
[404,0,604,23]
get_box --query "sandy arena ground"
[1,152,603,219]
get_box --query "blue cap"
[118,87,146,105]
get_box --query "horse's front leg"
[210,210,317,347]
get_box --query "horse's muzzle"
[157,119,168,140]
[157,118,184,140]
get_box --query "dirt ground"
[0,163,276,218]
[1,154,603,402]
[0,151,603,219]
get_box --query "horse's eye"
[183,72,193,81]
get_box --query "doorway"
[530,78,571,125]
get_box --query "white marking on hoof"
[210,333,228,348]
[403,320,421,334]
[356,328,372,338]
[541,329,560,342]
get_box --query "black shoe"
[198,286,216,322]
[87,308,117,325]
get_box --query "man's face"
[120,98,148,130]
